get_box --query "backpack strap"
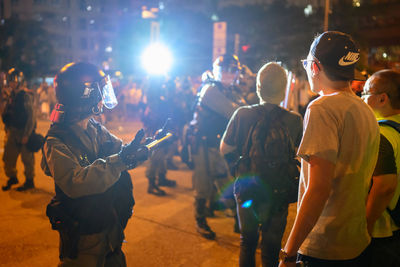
[378,120,400,225]
[378,120,400,134]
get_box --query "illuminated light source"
[142,6,158,19]
[102,61,110,71]
[141,43,173,75]
[115,71,122,77]
[383,52,388,59]
[87,5,92,11]
[105,46,112,53]
[304,4,313,17]
[60,62,75,73]
[242,45,250,53]
[242,199,253,208]
[352,0,361,7]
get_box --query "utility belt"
[46,195,119,259]
[184,124,219,153]
[46,196,109,234]
[46,197,80,259]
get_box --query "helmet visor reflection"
[97,75,118,109]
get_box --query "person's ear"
[379,93,390,105]
[311,61,320,76]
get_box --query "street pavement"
[0,118,296,267]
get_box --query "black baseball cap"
[310,31,366,81]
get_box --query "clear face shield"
[82,75,118,109]
[213,66,240,85]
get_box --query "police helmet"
[51,62,117,122]
[212,54,241,82]
[54,62,117,109]
[7,68,24,84]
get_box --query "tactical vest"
[194,82,243,147]
[2,89,30,129]
[42,121,134,234]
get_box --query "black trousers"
[297,244,371,267]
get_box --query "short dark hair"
[371,69,400,109]
[323,65,352,82]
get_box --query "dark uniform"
[41,62,146,266]
[191,54,247,239]
[42,119,131,266]
[2,68,36,191]
[143,77,176,196]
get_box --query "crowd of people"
[0,30,399,267]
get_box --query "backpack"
[236,105,299,205]
[2,90,28,129]
[378,119,400,226]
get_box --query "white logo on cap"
[339,52,360,66]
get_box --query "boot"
[147,178,166,196]
[196,218,216,240]
[2,177,18,191]
[195,198,216,240]
[16,179,34,191]
[158,174,176,187]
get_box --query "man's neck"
[378,109,400,118]
[317,74,353,96]
[319,83,353,96]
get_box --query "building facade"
[1,0,121,72]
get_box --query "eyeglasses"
[301,59,313,69]
[300,59,321,70]
[361,91,382,97]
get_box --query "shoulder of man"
[88,118,122,145]
[379,117,400,148]
[278,107,303,124]
[46,123,67,142]
[88,118,112,136]
[232,104,265,122]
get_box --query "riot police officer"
[2,68,36,191]
[143,76,177,196]
[41,62,148,266]
[191,54,246,239]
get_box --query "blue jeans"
[234,176,288,267]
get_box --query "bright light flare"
[141,43,173,75]
[242,199,253,208]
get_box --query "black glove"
[118,129,149,169]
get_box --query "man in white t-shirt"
[279,31,380,267]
